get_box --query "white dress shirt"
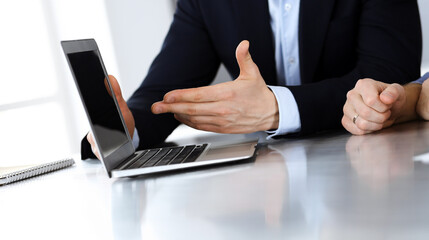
[267,0,302,137]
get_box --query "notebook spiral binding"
[0,158,75,186]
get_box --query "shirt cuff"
[132,127,140,150]
[411,72,429,84]
[266,85,301,139]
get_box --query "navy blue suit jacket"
[82,0,421,158]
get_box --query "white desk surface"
[2,122,429,240]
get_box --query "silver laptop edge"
[111,140,258,178]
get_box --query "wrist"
[261,88,280,131]
[396,83,421,123]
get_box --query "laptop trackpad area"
[197,141,257,162]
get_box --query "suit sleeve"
[127,0,220,150]
[287,0,422,135]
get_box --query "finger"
[87,132,101,159]
[163,82,233,103]
[104,75,124,100]
[92,146,101,160]
[235,40,259,77]
[174,114,229,128]
[343,101,359,122]
[87,132,94,146]
[353,114,384,132]
[355,79,390,112]
[152,101,226,116]
[380,83,404,105]
[343,100,384,131]
[341,116,371,135]
[343,100,384,133]
[346,91,391,124]
[174,114,249,134]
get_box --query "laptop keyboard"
[118,144,208,170]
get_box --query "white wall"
[104,0,232,98]
[104,0,176,100]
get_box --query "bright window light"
[0,0,57,105]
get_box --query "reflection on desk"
[3,122,429,239]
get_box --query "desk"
[2,122,429,239]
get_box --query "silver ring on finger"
[352,114,359,124]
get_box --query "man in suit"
[84,0,422,159]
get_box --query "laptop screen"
[67,50,129,158]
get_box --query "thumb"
[380,83,404,105]
[104,75,124,101]
[236,40,259,77]
[105,75,135,138]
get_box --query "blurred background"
[1,0,428,164]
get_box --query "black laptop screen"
[67,51,129,157]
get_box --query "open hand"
[151,40,279,134]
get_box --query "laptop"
[61,39,258,178]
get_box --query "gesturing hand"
[151,40,279,134]
[342,79,406,135]
[87,75,135,159]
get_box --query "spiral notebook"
[0,158,75,186]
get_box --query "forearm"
[396,83,422,124]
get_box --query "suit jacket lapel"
[299,0,337,84]
[232,0,277,85]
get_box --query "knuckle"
[355,79,362,88]
[356,78,373,89]
[343,104,348,114]
[355,79,365,88]
[364,96,378,107]
[185,106,197,115]
[346,90,354,99]
[193,92,203,102]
